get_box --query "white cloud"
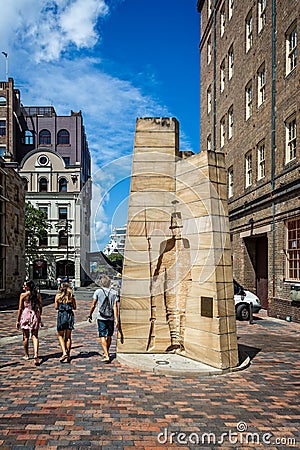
[60,0,108,47]
[0,0,109,62]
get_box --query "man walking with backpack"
[88,275,119,363]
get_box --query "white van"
[234,280,262,320]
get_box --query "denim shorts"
[97,319,114,337]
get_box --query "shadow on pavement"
[238,343,261,365]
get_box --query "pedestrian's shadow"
[40,345,100,364]
[70,350,100,361]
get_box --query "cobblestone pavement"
[0,290,300,449]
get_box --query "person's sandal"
[60,354,68,363]
[101,356,110,363]
[34,357,40,366]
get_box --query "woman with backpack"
[55,282,77,363]
[16,280,43,365]
[88,275,119,363]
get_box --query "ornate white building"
[19,148,91,287]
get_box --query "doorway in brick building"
[255,236,268,310]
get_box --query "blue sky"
[0,0,200,251]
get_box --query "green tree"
[106,252,123,273]
[25,202,49,261]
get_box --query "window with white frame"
[228,106,234,139]
[245,80,253,120]
[286,25,297,75]
[220,116,226,148]
[258,0,266,33]
[285,115,296,163]
[286,218,300,281]
[257,141,265,180]
[228,45,234,80]
[229,0,234,20]
[257,63,266,106]
[207,35,212,64]
[245,152,252,187]
[207,85,212,114]
[207,134,212,151]
[220,3,226,37]
[228,167,234,198]
[220,59,225,92]
[246,11,253,52]
[208,0,212,18]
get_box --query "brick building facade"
[198,0,300,321]
[0,160,25,301]
[0,79,26,301]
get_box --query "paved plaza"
[0,288,299,449]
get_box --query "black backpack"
[99,288,113,318]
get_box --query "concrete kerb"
[117,352,251,378]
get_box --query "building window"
[33,260,47,279]
[208,0,212,18]
[39,232,48,247]
[0,120,6,136]
[220,116,226,148]
[58,230,68,247]
[57,129,70,145]
[207,85,212,114]
[15,214,19,233]
[245,80,253,120]
[220,59,225,92]
[228,106,234,140]
[207,134,212,151]
[228,167,234,198]
[286,24,297,75]
[285,116,296,163]
[220,3,226,37]
[257,141,265,180]
[39,177,48,192]
[58,207,68,220]
[59,178,68,192]
[0,96,6,105]
[22,177,29,191]
[286,218,300,280]
[258,0,266,33]
[245,152,253,187]
[63,157,70,166]
[229,0,234,20]
[38,155,49,166]
[207,35,212,64]
[246,11,253,52]
[24,130,34,145]
[39,129,51,145]
[14,255,19,275]
[14,186,19,202]
[228,45,234,80]
[257,63,266,106]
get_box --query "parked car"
[234,280,261,320]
